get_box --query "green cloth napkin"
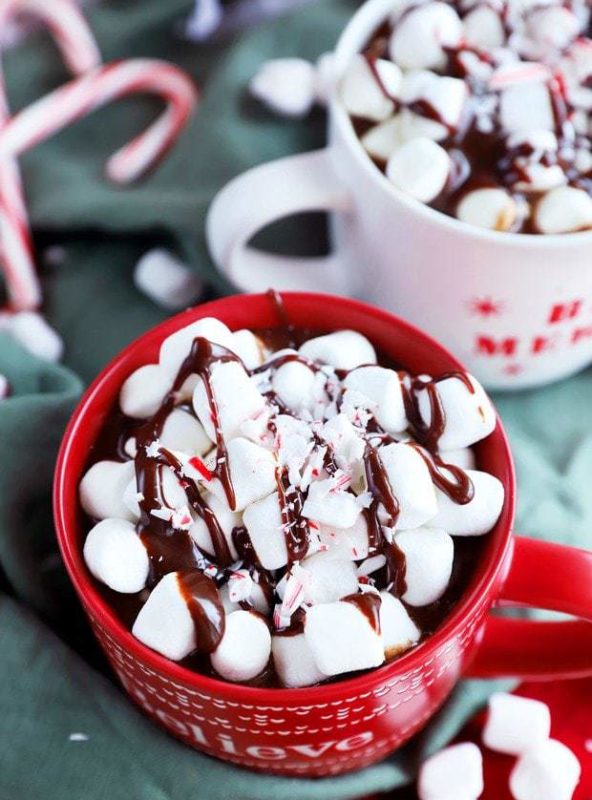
[0,1,588,797]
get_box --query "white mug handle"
[206,148,352,294]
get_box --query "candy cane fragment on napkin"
[0,59,199,185]
[0,0,101,311]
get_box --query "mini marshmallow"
[272,632,327,688]
[456,188,518,231]
[438,447,476,471]
[379,591,421,657]
[361,116,405,161]
[463,4,505,49]
[522,6,579,60]
[243,491,288,570]
[379,443,438,530]
[302,476,361,529]
[7,312,63,362]
[249,58,317,118]
[231,329,266,369]
[340,54,402,122]
[513,162,566,193]
[132,572,197,661]
[83,518,149,593]
[535,186,592,233]
[211,609,271,682]
[190,491,241,561]
[319,514,370,560]
[418,742,484,800]
[209,437,277,511]
[159,317,236,378]
[0,374,8,398]
[160,408,212,454]
[483,692,551,756]
[431,469,504,536]
[193,360,267,441]
[395,526,454,606]
[397,108,449,143]
[272,360,316,414]
[80,460,136,522]
[133,248,203,310]
[343,366,407,433]
[416,372,496,450]
[509,739,581,800]
[305,598,384,675]
[415,75,467,130]
[119,364,172,419]
[386,138,450,203]
[389,2,463,70]
[500,81,554,133]
[299,550,358,605]
[299,330,376,369]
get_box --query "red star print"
[503,363,523,376]
[469,297,505,317]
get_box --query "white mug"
[206,0,592,390]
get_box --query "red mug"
[54,293,592,777]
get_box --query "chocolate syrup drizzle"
[355,9,592,233]
[84,290,487,684]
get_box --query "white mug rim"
[328,0,592,251]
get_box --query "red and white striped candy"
[0,0,100,311]
[0,59,198,184]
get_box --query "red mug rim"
[53,292,516,702]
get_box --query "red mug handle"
[468,535,592,679]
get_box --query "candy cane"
[0,0,101,310]
[0,60,199,185]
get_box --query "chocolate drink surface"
[79,296,504,687]
[341,0,592,234]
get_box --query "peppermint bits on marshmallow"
[80,309,504,688]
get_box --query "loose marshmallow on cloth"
[80,460,136,522]
[386,138,451,203]
[208,437,277,511]
[132,572,197,661]
[509,738,581,800]
[211,610,271,682]
[379,442,438,529]
[119,364,172,419]
[159,317,236,378]
[0,374,8,398]
[394,527,454,606]
[389,2,463,70]
[305,598,384,675]
[250,58,318,118]
[6,312,64,362]
[416,373,496,450]
[343,366,407,433]
[340,54,401,122]
[379,591,420,657]
[84,518,149,593]
[418,742,484,800]
[299,550,358,605]
[272,633,327,688]
[432,469,504,536]
[193,360,267,442]
[243,491,288,570]
[133,248,203,310]
[483,692,551,756]
[299,330,376,369]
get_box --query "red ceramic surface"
[53,293,592,776]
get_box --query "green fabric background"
[0,1,589,797]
